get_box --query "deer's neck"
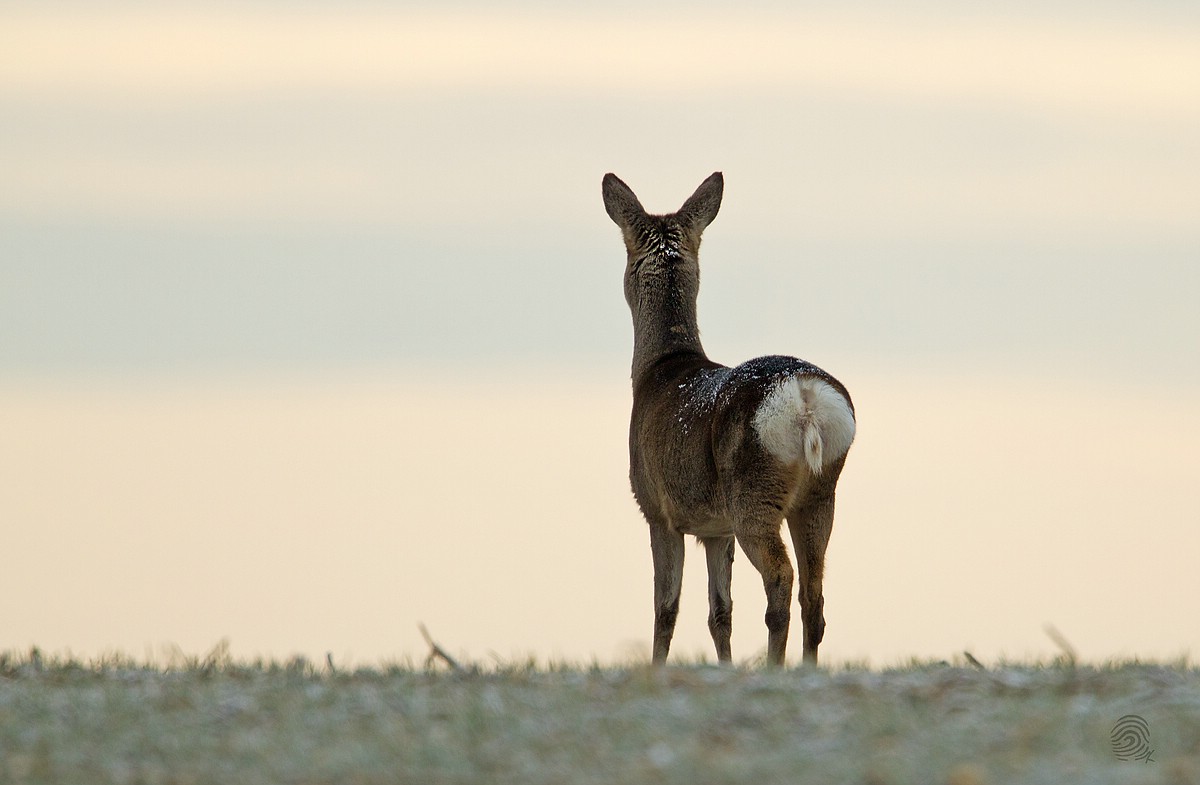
[630,290,706,382]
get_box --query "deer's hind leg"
[734,515,793,667]
[648,519,685,665]
[701,536,735,663]
[786,492,836,665]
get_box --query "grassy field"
[1,648,1196,785]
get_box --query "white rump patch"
[752,376,856,474]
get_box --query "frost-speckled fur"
[603,171,856,667]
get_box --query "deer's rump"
[678,355,855,474]
[630,355,855,535]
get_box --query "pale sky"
[2,1,1197,666]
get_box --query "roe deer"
[602,172,855,666]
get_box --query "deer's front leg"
[702,536,735,663]
[649,521,685,665]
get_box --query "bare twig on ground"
[1045,625,1078,667]
[419,623,465,673]
[963,651,986,670]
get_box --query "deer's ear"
[602,173,646,229]
[677,172,723,234]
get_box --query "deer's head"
[602,172,724,314]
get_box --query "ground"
[0,650,1196,784]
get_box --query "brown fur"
[602,172,855,666]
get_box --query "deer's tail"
[753,376,856,475]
